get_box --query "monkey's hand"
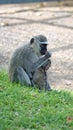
[29,51,51,73]
[42,51,51,70]
[42,59,51,70]
[45,51,51,58]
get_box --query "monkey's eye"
[40,44,47,49]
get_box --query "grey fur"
[8,35,51,90]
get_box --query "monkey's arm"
[29,52,51,73]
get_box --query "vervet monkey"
[8,35,51,90]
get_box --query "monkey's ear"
[30,38,34,44]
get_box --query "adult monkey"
[8,35,51,90]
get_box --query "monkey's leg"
[45,82,52,91]
[44,72,52,91]
[14,66,32,85]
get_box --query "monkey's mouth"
[40,49,47,55]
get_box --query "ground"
[0,4,73,91]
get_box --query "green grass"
[0,71,73,130]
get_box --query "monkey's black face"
[40,44,47,55]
